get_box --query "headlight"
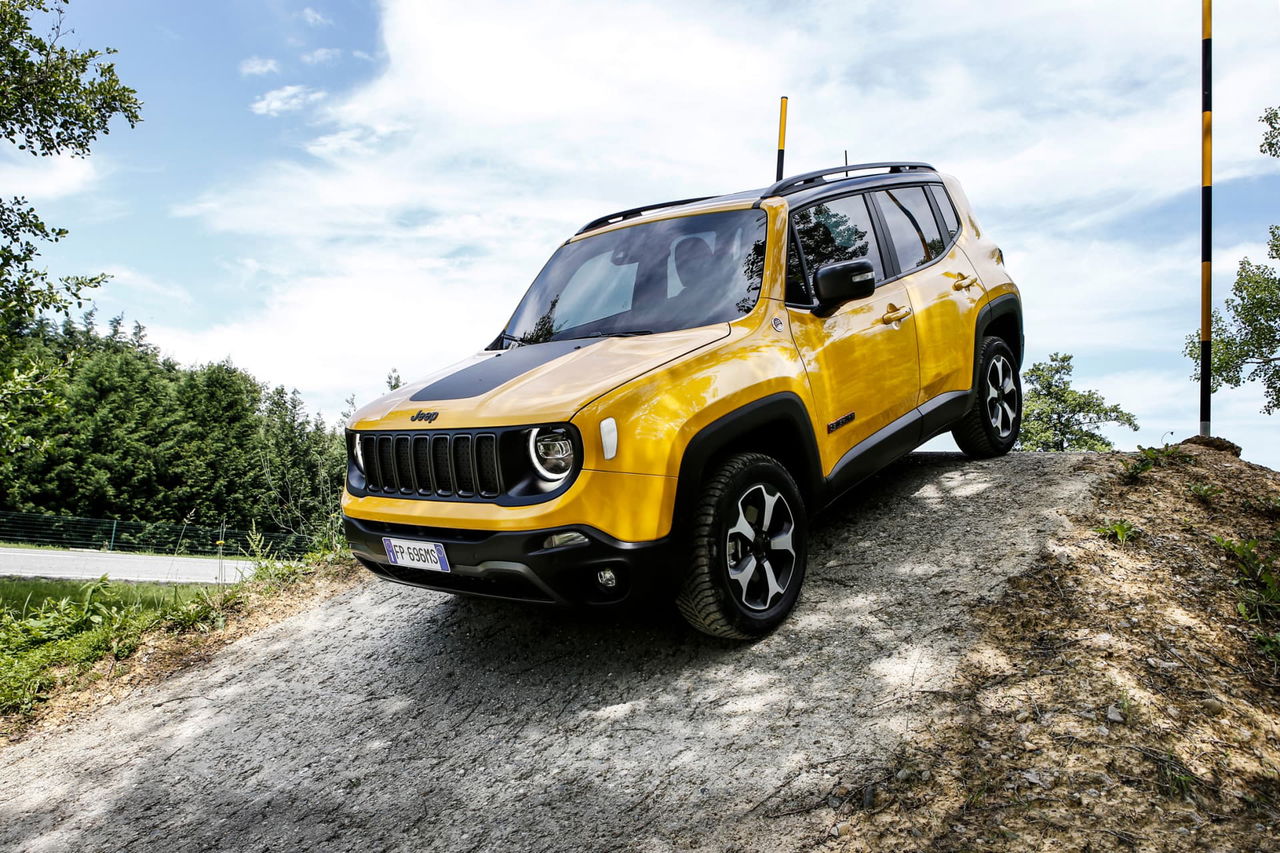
[351,433,366,473]
[528,427,574,481]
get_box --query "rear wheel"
[952,336,1021,458]
[676,452,808,639]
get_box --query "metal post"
[776,96,788,181]
[1200,0,1213,437]
[108,519,117,552]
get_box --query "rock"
[832,783,851,798]
[1202,698,1224,716]
[830,822,854,837]
[895,768,914,783]
[1015,710,1030,723]
[919,769,931,782]
[1179,435,1241,457]
[1106,705,1125,724]
[1097,725,1110,736]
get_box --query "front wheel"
[952,336,1022,458]
[676,452,808,639]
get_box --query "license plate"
[381,537,451,573]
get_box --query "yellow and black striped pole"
[1200,0,1213,437]
[776,96,788,181]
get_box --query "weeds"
[1119,445,1194,485]
[1119,457,1153,484]
[1216,535,1280,660]
[1095,519,1140,546]
[1188,482,1224,504]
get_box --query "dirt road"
[0,453,1099,852]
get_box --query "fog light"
[544,531,588,549]
[596,568,618,589]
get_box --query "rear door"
[784,193,921,471]
[869,184,984,404]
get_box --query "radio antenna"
[775,96,788,181]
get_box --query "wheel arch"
[674,392,822,518]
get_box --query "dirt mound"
[827,444,1280,852]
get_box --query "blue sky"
[8,0,1280,466]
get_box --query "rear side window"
[929,184,960,240]
[874,187,943,272]
[791,194,884,283]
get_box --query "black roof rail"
[575,196,714,235]
[762,162,936,198]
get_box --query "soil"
[0,447,1275,852]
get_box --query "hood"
[350,325,729,430]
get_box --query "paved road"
[0,547,252,584]
[0,453,1098,852]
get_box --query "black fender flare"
[674,391,823,515]
[969,293,1023,400]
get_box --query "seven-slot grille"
[359,432,502,499]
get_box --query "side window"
[791,194,884,284]
[785,230,809,303]
[929,184,960,241]
[875,187,944,272]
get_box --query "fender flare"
[674,391,823,513]
[970,293,1023,398]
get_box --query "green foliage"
[1017,353,1139,452]
[0,316,346,549]
[385,368,401,391]
[1186,108,1280,413]
[1094,519,1139,545]
[1188,482,1223,503]
[1,0,141,454]
[1119,455,1154,483]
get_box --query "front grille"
[361,431,502,499]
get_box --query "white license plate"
[381,537,451,573]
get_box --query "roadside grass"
[0,541,352,718]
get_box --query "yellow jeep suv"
[342,162,1023,638]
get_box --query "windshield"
[497,209,768,347]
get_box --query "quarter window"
[929,184,960,241]
[791,194,883,283]
[875,187,943,272]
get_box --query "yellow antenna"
[776,96,788,181]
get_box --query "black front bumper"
[343,515,675,606]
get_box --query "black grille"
[362,431,501,499]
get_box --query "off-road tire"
[676,452,808,639]
[952,336,1022,458]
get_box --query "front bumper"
[343,515,675,606]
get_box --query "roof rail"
[575,196,714,235]
[762,162,935,198]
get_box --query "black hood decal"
[409,338,605,402]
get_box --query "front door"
[784,194,921,473]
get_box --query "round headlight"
[529,427,574,481]
[352,434,365,473]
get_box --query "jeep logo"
[411,410,439,423]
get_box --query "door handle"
[881,305,912,324]
[952,275,978,291]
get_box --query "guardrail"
[0,510,308,558]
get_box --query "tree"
[1018,353,1139,452]
[1185,107,1280,413]
[0,0,141,452]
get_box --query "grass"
[1094,519,1140,546]
[0,577,212,616]
[0,534,331,717]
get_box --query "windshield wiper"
[569,330,655,341]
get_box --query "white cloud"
[238,56,279,76]
[0,152,98,200]
[300,7,331,26]
[249,85,327,116]
[162,0,1280,447]
[300,47,341,65]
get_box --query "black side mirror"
[813,259,876,314]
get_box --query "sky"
[7,0,1280,467]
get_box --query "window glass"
[785,230,809,303]
[791,195,883,283]
[929,184,960,241]
[875,187,944,272]
[500,210,767,346]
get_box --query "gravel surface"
[0,452,1098,853]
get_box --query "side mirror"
[814,260,876,314]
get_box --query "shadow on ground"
[0,453,1096,853]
